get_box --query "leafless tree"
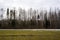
[7,8,9,20]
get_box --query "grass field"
[0,29,60,40]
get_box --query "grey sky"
[0,0,60,9]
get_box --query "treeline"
[0,8,60,29]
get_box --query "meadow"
[0,29,60,40]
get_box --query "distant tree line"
[0,8,60,29]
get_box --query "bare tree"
[13,9,16,20]
[7,8,9,20]
[19,8,23,20]
[32,10,37,20]
[0,8,4,20]
[10,10,13,20]
[58,9,60,20]
[22,9,26,21]
[28,8,32,21]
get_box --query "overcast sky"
[0,0,60,10]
